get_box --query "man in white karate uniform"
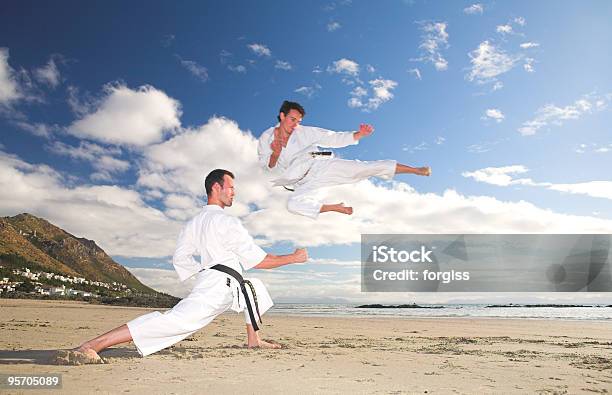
[258,101,432,219]
[70,169,307,363]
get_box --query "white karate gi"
[127,205,272,357]
[258,125,396,219]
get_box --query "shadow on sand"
[0,348,139,365]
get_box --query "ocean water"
[267,304,612,321]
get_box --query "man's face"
[217,175,235,207]
[279,109,303,135]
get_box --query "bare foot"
[52,347,104,365]
[320,203,353,215]
[336,203,353,215]
[248,339,282,349]
[75,345,103,362]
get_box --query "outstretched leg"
[396,163,431,176]
[246,324,281,349]
[74,324,132,361]
[288,159,430,218]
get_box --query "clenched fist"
[293,248,308,263]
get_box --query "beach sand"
[1,299,610,394]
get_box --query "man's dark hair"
[277,100,305,122]
[205,169,234,195]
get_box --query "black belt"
[209,264,262,331]
[310,151,332,157]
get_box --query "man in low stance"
[65,169,307,363]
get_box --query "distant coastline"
[356,303,612,309]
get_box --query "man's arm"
[172,225,200,282]
[308,126,360,149]
[254,248,308,269]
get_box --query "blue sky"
[1,1,611,303]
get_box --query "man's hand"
[293,248,308,263]
[270,139,283,154]
[354,123,374,141]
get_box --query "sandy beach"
[1,299,611,394]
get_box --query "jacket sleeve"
[305,126,359,149]
[172,223,201,281]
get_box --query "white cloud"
[402,142,428,153]
[247,43,271,57]
[48,141,121,162]
[11,121,59,138]
[274,60,292,71]
[4,109,612,272]
[467,41,519,84]
[462,165,532,186]
[549,181,612,201]
[228,65,246,73]
[575,143,588,154]
[66,86,94,117]
[365,64,375,73]
[246,179,612,248]
[176,57,208,82]
[33,57,61,88]
[97,155,130,172]
[347,97,363,108]
[0,47,23,105]
[68,84,182,146]
[327,21,341,32]
[463,4,484,14]
[464,165,612,201]
[370,79,397,103]
[48,141,129,182]
[523,57,536,73]
[461,165,612,200]
[351,86,367,97]
[467,143,493,153]
[328,58,360,76]
[137,116,270,218]
[482,108,505,123]
[496,24,513,35]
[435,136,446,145]
[0,150,181,257]
[163,193,200,221]
[408,68,422,80]
[518,94,609,136]
[347,79,398,112]
[520,42,540,49]
[294,84,322,98]
[496,17,526,36]
[126,267,196,298]
[415,21,449,71]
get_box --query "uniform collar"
[204,204,224,211]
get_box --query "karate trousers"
[126,269,272,356]
[287,158,397,219]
